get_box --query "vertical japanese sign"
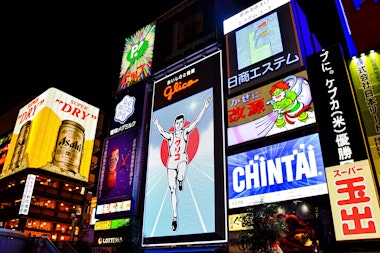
[307,45,380,241]
[306,45,367,166]
[348,50,380,184]
[19,174,36,215]
[142,51,227,246]
[325,160,380,241]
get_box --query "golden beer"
[52,120,85,174]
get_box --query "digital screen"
[117,22,156,91]
[224,1,302,95]
[227,71,316,146]
[228,133,328,209]
[142,51,227,247]
[235,12,283,70]
[96,128,138,215]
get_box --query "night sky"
[0,1,184,115]
[0,0,341,116]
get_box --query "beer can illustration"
[107,147,119,189]
[52,120,85,174]
[9,120,31,171]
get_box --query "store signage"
[325,159,380,241]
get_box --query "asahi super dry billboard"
[1,87,99,182]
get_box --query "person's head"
[174,114,185,130]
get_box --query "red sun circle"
[160,121,200,166]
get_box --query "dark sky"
[0,1,184,115]
[1,0,341,117]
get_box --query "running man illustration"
[153,96,212,231]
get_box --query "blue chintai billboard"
[228,133,328,209]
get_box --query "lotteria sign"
[228,133,328,208]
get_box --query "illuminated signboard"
[348,50,380,183]
[1,87,99,182]
[117,22,156,91]
[94,218,130,231]
[97,128,138,215]
[228,213,252,231]
[227,70,315,146]
[325,159,380,241]
[306,45,368,167]
[18,174,36,215]
[108,82,148,136]
[142,51,227,246]
[224,0,303,95]
[228,133,328,209]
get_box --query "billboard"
[108,82,149,136]
[142,51,227,246]
[1,87,99,182]
[96,128,138,216]
[228,133,328,209]
[227,70,316,146]
[117,22,156,91]
[348,50,380,184]
[325,159,380,241]
[306,45,368,167]
[224,0,303,95]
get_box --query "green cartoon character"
[268,79,309,128]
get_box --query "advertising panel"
[96,128,138,215]
[118,22,156,91]
[325,159,380,241]
[142,51,227,246]
[108,82,149,136]
[227,70,315,146]
[1,87,99,182]
[306,45,368,167]
[228,133,328,209]
[224,0,303,95]
[348,50,380,184]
